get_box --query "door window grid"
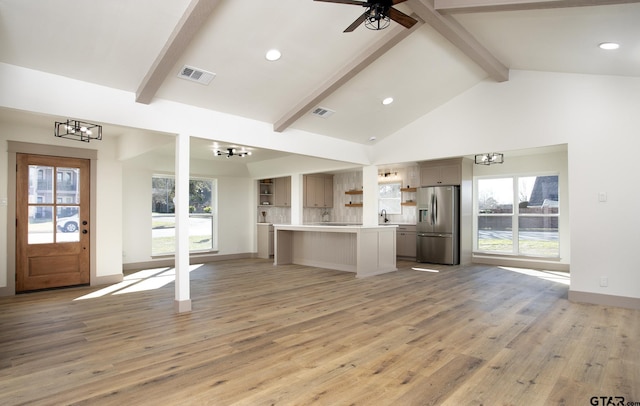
[27,165,81,244]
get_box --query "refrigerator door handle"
[430,193,435,225]
[433,194,437,225]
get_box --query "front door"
[16,154,90,292]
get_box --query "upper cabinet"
[258,179,274,206]
[258,176,291,207]
[304,174,333,208]
[419,158,462,186]
[273,176,291,207]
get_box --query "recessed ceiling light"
[599,42,620,50]
[265,49,282,61]
[369,136,377,142]
[382,97,394,105]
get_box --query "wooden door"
[16,154,90,292]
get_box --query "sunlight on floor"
[499,266,570,286]
[74,264,204,300]
[412,267,440,273]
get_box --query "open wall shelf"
[344,189,363,207]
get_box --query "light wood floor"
[0,259,638,405]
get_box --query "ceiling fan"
[314,0,418,32]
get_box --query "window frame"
[378,181,402,215]
[473,172,560,259]
[151,175,218,256]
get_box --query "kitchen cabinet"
[258,177,291,207]
[258,179,273,206]
[304,174,333,208]
[257,223,274,259]
[396,225,416,258]
[419,158,462,186]
[273,176,291,207]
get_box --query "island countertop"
[273,223,397,278]
[274,223,397,231]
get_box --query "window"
[378,182,401,215]
[475,175,559,258]
[151,176,217,256]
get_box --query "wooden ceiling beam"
[273,19,423,133]
[407,0,509,82]
[136,0,222,104]
[434,0,640,14]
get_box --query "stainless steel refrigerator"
[416,185,460,265]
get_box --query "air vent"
[178,65,216,85]
[311,106,335,118]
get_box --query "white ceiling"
[1,0,639,159]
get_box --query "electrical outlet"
[599,277,608,287]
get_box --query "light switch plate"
[0,198,8,206]
[598,192,607,202]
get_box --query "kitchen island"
[273,224,397,278]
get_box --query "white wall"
[94,139,123,279]
[376,70,640,302]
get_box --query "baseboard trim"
[569,290,640,310]
[0,285,15,297]
[472,255,569,272]
[91,274,123,286]
[123,252,254,272]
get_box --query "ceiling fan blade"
[391,0,408,4]
[314,0,366,5]
[388,7,418,29]
[344,12,368,32]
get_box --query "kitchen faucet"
[380,209,389,223]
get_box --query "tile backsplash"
[331,170,417,225]
[257,206,290,224]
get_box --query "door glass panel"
[28,206,54,244]
[57,167,80,203]
[29,165,54,204]
[56,206,80,242]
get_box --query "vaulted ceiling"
[1,0,639,155]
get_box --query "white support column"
[362,165,379,226]
[174,133,191,313]
[290,174,304,225]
